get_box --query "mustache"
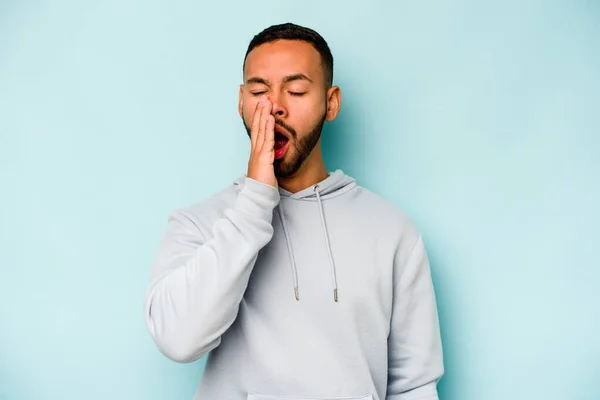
[274,118,297,139]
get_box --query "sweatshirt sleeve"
[143,178,280,363]
[386,235,444,400]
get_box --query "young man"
[143,23,444,400]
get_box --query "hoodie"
[143,170,444,400]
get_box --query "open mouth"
[274,127,290,159]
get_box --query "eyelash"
[251,92,305,97]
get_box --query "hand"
[247,96,277,188]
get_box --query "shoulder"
[350,185,421,249]
[350,185,428,283]
[167,176,243,235]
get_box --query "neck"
[277,140,328,194]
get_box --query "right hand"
[247,96,277,188]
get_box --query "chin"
[275,162,304,179]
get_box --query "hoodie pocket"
[247,394,373,400]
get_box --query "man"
[143,23,444,400]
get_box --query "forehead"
[244,40,323,83]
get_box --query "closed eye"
[289,92,306,96]
[251,91,267,96]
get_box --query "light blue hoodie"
[143,170,444,400]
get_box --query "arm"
[386,235,444,400]
[143,178,279,363]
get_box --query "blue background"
[1,1,599,399]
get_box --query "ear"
[325,85,341,122]
[238,84,244,119]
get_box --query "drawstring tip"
[334,288,338,302]
[294,287,300,301]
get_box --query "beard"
[243,112,326,178]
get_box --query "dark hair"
[243,23,334,87]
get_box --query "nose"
[268,92,287,118]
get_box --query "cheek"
[291,98,326,129]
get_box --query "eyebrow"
[246,73,313,86]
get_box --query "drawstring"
[277,185,339,303]
[277,202,300,301]
[314,185,339,302]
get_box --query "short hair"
[243,23,334,87]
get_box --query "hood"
[234,169,356,200]
[234,169,357,303]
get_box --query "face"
[239,39,340,178]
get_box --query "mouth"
[274,126,290,159]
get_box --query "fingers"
[257,100,271,151]
[254,97,272,152]
[246,96,277,188]
[264,115,275,155]
[250,96,264,149]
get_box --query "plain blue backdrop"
[1,1,599,399]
